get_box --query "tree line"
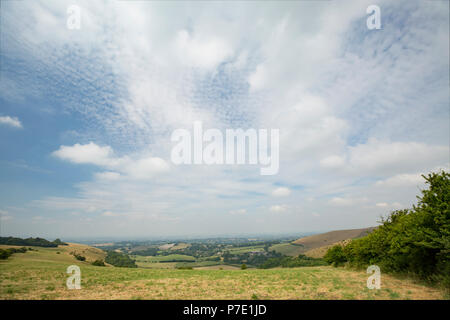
[105,250,137,268]
[0,237,67,247]
[324,171,449,287]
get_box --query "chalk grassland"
[271,228,376,258]
[132,255,222,269]
[0,245,446,300]
[227,245,265,254]
[170,243,190,250]
[304,240,352,259]
[292,227,375,249]
[133,254,196,263]
[269,243,306,257]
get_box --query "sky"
[0,0,448,239]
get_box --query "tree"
[91,260,105,266]
[324,171,449,286]
[323,245,347,266]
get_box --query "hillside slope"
[292,227,376,248]
[0,241,445,299]
[270,227,376,258]
[0,242,106,264]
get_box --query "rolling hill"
[270,227,376,258]
[0,240,445,299]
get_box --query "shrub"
[91,260,105,266]
[323,245,347,267]
[0,237,58,247]
[241,264,247,270]
[74,254,86,261]
[105,251,137,268]
[0,247,28,260]
[53,239,68,246]
[0,249,12,260]
[324,170,450,286]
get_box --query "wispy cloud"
[0,116,22,128]
[0,0,448,237]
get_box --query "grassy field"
[227,245,265,254]
[0,244,447,300]
[170,243,190,250]
[269,243,306,257]
[271,228,376,258]
[132,254,195,263]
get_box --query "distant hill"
[292,227,376,248]
[270,227,376,258]
[0,236,67,247]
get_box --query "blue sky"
[0,0,448,239]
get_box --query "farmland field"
[132,254,196,263]
[269,243,306,257]
[0,244,446,300]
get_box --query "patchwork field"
[0,244,446,300]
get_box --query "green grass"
[227,246,265,254]
[0,244,446,300]
[269,243,305,257]
[175,260,221,268]
[132,254,195,263]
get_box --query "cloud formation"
[0,116,22,128]
[0,0,448,238]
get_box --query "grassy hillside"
[0,243,106,263]
[269,243,306,257]
[0,242,446,300]
[292,227,375,247]
[270,228,375,258]
[304,240,352,259]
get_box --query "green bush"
[259,254,326,269]
[105,251,137,268]
[0,237,58,247]
[323,245,347,267]
[0,247,28,260]
[241,264,247,270]
[74,254,86,261]
[91,259,105,266]
[53,239,68,246]
[0,249,12,260]
[324,171,450,286]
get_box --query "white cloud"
[95,171,121,181]
[2,1,449,237]
[0,116,22,128]
[52,142,116,166]
[125,157,170,179]
[330,197,368,207]
[248,64,268,92]
[102,211,118,217]
[375,202,388,207]
[0,210,12,221]
[320,155,346,169]
[175,29,233,69]
[375,202,403,210]
[270,205,288,213]
[375,173,425,187]
[347,140,448,175]
[53,142,169,180]
[272,187,291,197]
[321,140,448,177]
[229,209,246,215]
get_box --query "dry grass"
[292,228,375,250]
[304,239,352,258]
[170,243,190,250]
[0,244,446,300]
